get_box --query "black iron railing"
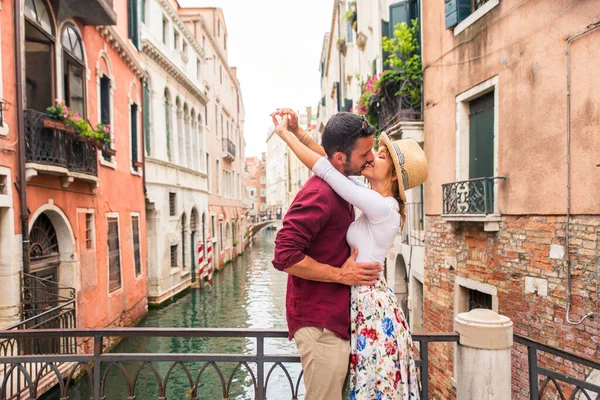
[222,138,236,159]
[403,202,425,246]
[514,334,600,399]
[24,109,98,177]
[0,329,457,400]
[442,177,506,215]
[1,275,76,399]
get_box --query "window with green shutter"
[127,0,139,48]
[383,2,411,69]
[445,0,487,29]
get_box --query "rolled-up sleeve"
[272,189,331,271]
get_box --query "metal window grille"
[85,213,93,249]
[107,218,121,292]
[169,193,176,216]
[170,245,178,268]
[468,289,492,311]
[132,216,141,276]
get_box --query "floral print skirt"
[349,278,420,400]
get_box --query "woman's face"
[361,146,394,184]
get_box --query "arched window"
[176,97,183,165]
[164,89,171,161]
[62,24,86,118]
[181,213,187,270]
[190,109,197,170]
[25,0,55,112]
[143,77,151,156]
[198,114,205,171]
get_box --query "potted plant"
[344,1,358,32]
[336,38,347,56]
[44,99,74,132]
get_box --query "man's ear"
[330,152,347,168]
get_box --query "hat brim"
[379,132,407,202]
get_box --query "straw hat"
[379,132,428,202]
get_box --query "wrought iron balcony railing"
[442,177,506,215]
[222,138,236,161]
[24,109,98,178]
[0,329,458,400]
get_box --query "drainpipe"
[14,0,30,274]
[564,21,600,325]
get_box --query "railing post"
[257,336,264,400]
[527,345,539,399]
[93,336,102,400]
[454,309,513,400]
[420,341,429,400]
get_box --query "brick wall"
[424,215,600,399]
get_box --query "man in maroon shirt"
[272,111,382,400]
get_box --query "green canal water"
[45,229,304,399]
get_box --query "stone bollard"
[454,309,513,400]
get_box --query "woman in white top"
[272,111,427,400]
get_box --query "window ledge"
[170,267,182,276]
[180,270,191,278]
[442,213,501,232]
[454,0,500,36]
[100,156,117,169]
[130,166,143,177]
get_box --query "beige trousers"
[294,327,350,400]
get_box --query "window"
[216,160,221,195]
[170,245,178,268]
[250,189,255,197]
[260,188,266,197]
[224,34,227,50]
[169,192,176,216]
[260,203,267,212]
[446,0,498,34]
[164,89,171,161]
[182,41,188,55]
[196,58,202,81]
[130,103,139,168]
[162,17,168,44]
[215,105,219,138]
[219,65,222,84]
[24,0,55,112]
[107,217,121,292]
[173,29,179,50]
[131,216,141,276]
[85,213,94,249]
[141,0,146,23]
[260,176,266,184]
[62,25,86,118]
[217,20,221,37]
[143,80,151,156]
[127,0,139,48]
[211,215,215,237]
[181,214,186,270]
[219,222,223,249]
[468,288,492,310]
[202,35,206,50]
[100,76,112,160]
[206,154,211,190]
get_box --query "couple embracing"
[271,109,427,400]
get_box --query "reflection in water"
[44,229,304,399]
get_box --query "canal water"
[45,229,304,399]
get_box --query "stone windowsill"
[454,0,500,36]
[442,213,501,232]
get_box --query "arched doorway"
[28,213,60,313]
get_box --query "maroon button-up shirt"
[272,175,354,340]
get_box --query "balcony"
[24,109,99,189]
[222,138,236,162]
[59,0,117,26]
[442,177,506,231]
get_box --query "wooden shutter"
[445,0,472,29]
[469,91,494,179]
[143,82,150,155]
[130,104,138,167]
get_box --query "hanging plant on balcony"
[356,19,423,134]
[336,38,347,56]
[46,99,69,121]
[94,123,113,146]
[344,1,358,32]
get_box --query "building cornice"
[142,39,209,105]
[157,0,206,58]
[179,14,241,94]
[96,26,145,79]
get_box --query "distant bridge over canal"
[251,219,282,236]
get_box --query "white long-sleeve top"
[312,157,400,266]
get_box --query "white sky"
[178,0,333,157]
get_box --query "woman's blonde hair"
[379,146,406,231]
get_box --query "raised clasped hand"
[271,112,289,138]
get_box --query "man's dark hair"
[321,112,375,159]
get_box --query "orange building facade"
[245,154,267,221]
[0,0,147,332]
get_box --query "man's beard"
[343,160,368,176]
